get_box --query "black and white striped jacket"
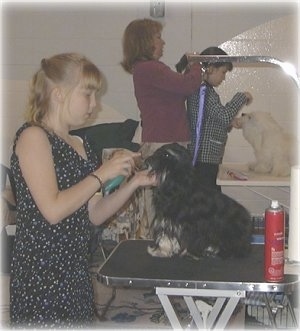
[187,83,248,164]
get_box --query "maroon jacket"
[133,60,202,143]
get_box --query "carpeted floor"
[89,247,179,329]
[92,282,174,329]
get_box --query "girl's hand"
[231,117,242,129]
[130,170,158,188]
[244,92,253,105]
[94,150,140,183]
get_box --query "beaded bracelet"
[89,173,104,190]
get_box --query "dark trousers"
[194,162,221,192]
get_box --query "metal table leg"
[157,292,183,330]
[156,287,245,330]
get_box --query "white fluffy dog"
[235,112,295,177]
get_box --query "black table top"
[98,239,299,293]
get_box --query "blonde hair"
[121,18,163,74]
[25,53,102,124]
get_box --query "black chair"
[1,164,17,273]
[1,164,16,211]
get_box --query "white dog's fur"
[236,112,295,177]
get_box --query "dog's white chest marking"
[147,235,181,257]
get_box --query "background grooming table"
[217,163,290,187]
[98,239,299,330]
[217,163,291,210]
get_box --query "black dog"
[145,143,252,258]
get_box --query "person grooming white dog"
[187,46,252,191]
[234,111,295,176]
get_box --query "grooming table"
[98,239,299,330]
[217,163,290,187]
[217,163,291,212]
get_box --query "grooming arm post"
[186,54,300,88]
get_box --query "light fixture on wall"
[150,0,165,18]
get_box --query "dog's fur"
[145,143,252,258]
[236,112,295,177]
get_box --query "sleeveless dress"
[10,123,100,328]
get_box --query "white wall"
[209,14,298,214]
[2,2,296,115]
[1,1,298,215]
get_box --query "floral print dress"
[10,123,100,328]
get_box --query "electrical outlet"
[150,0,165,18]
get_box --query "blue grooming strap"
[192,84,207,166]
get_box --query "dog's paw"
[203,246,219,257]
[147,236,181,257]
[271,163,291,177]
[147,245,171,257]
[248,162,271,174]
